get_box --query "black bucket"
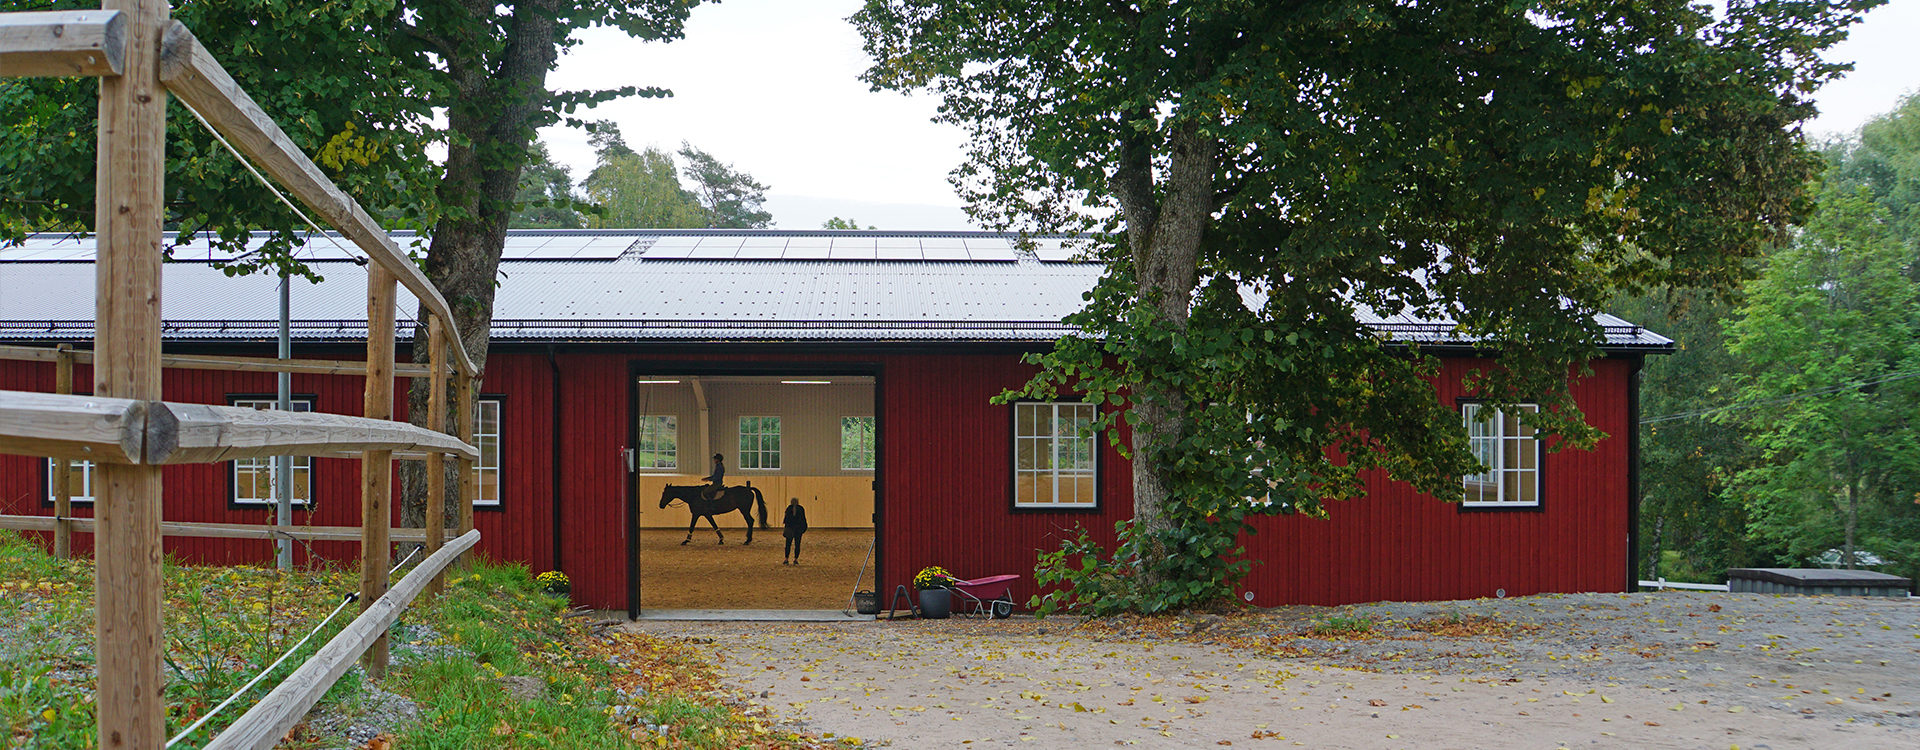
[852,590,880,615]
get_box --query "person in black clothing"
[782,497,808,565]
[701,453,725,500]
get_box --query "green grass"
[1309,615,1378,637]
[0,530,836,749]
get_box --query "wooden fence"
[0,3,485,747]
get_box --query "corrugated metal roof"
[0,231,1670,349]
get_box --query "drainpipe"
[548,346,564,574]
[1626,356,1645,593]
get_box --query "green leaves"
[863,0,1874,613]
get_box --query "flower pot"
[917,587,952,619]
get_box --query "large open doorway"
[626,365,879,616]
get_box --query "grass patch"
[1,530,845,749]
[1307,615,1378,638]
[1406,612,1540,638]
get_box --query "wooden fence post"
[455,368,476,558]
[425,316,447,596]
[51,344,73,559]
[360,264,396,678]
[92,0,168,745]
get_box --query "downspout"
[548,346,564,574]
[1626,356,1645,593]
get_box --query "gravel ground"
[627,590,1920,748]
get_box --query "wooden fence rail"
[0,391,477,464]
[0,10,125,77]
[0,344,448,379]
[0,3,485,744]
[0,514,463,544]
[157,21,478,379]
[203,530,480,750]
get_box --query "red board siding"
[0,347,1635,611]
[0,349,556,580]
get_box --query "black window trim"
[1455,397,1547,513]
[1006,398,1104,514]
[472,393,508,511]
[223,392,319,511]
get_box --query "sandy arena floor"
[625,591,1920,748]
[636,528,874,610]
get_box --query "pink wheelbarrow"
[951,574,1019,619]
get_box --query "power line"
[1640,367,1920,425]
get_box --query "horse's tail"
[750,482,769,530]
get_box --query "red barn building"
[0,230,1670,614]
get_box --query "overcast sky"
[540,0,1920,231]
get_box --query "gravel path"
[625,591,1920,748]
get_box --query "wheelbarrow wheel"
[991,595,1013,620]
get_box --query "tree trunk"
[1111,121,1215,558]
[401,2,564,530]
[1843,469,1859,570]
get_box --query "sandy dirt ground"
[623,591,1919,748]
[637,529,873,610]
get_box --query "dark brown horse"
[659,483,768,545]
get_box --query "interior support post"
[359,264,396,679]
[425,316,448,596]
[92,0,168,745]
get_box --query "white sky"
[540,0,1920,231]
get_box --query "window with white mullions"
[636,415,678,470]
[474,399,503,506]
[739,416,781,470]
[841,416,875,470]
[45,458,96,504]
[1462,403,1540,507]
[1014,402,1098,508]
[229,397,314,505]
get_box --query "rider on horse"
[701,453,725,500]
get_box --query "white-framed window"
[738,416,781,470]
[635,415,678,471]
[230,397,314,506]
[841,416,875,470]
[1013,402,1097,508]
[45,458,96,504]
[475,398,502,506]
[1462,402,1540,507]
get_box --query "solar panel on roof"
[735,238,787,259]
[921,240,968,260]
[539,236,595,255]
[575,237,635,259]
[688,236,743,259]
[646,236,701,249]
[1030,239,1085,262]
[829,236,876,260]
[499,236,550,259]
[783,244,830,259]
[964,237,1018,262]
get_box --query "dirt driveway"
[624,591,1919,748]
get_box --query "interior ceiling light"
[780,379,831,384]
[635,379,681,384]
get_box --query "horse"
[659,482,768,545]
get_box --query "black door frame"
[626,360,885,618]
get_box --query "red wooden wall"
[0,349,556,577]
[0,346,1637,611]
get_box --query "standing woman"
[782,497,809,565]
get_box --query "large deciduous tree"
[856,0,1876,613]
[0,0,697,532]
[1722,188,1920,577]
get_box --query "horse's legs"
[739,508,754,545]
[707,514,724,544]
[682,514,697,545]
